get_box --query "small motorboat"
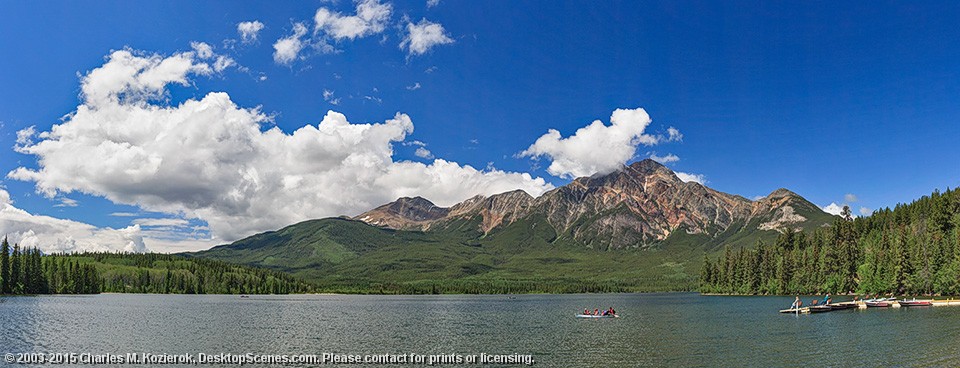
[865,300,891,307]
[827,302,858,310]
[807,305,833,313]
[779,307,808,314]
[898,299,933,307]
[576,314,619,318]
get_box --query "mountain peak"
[629,158,668,171]
[355,196,448,228]
[767,188,799,199]
[394,196,436,207]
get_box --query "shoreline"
[5,291,696,297]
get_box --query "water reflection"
[1,293,959,366]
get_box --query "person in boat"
[594,308,600,316]
[820,293,831,305]
[607,307,616,316]
[584,308,590,315]
[790,296,802,309]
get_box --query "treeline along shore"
[701,188,960,296]
[0,242,314,295]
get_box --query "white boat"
[576,314,618,318]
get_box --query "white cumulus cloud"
[314,0,392,41]
[78,48,212,106]
[822,202,844,216]
[400,18,454,56]
[9,48,554,245]
[53,197,78,208]
[190,41,214,59]
[213,56,236,72]
[415,147,434,159]
[649,152,679,164]
[666,127,683,142]
[273,23,309,65]
[675,172,706,185]
[16,126,35,147]
[0,188,147,253]
[519,107,660,179]
[844,193,858,203]
[237,21,265,43]
[322,89,341,105]
[132,218,190,227]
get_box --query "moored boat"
[827,302,858,310]
[865,301,891,307]
[898,299,933,307]
[807,305,833,313]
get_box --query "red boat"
[898,299,933,307]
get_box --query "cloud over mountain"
[519,108,663,179]
[8,48,553,247]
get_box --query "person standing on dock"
[820,293,831,305]
[791,296,802,309]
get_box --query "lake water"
[2,293,959,367]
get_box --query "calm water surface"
[2,293,959,367]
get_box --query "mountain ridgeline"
[357,160,834,249]
[189,159,836,293]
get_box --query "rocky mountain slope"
[355,159,834,249]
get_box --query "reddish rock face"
[355,159,830,248]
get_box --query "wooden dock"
[780,298,960,314]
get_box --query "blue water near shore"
[1,293,958,367]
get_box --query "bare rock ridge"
[356,196,449,230]
[355,159,834,248]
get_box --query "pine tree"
[700,255,713,292]
[47,257,58,294]
[10,244,21,294]
[1,237,9,294]
[23,248,34,294]
[33,249,46,294]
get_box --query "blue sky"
[1,1,959,252]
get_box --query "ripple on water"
[2,293,960,367]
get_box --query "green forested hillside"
[188,216,705,293]
[185,198,833,294]
[0,242,314,295]
[701,188,960,295]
